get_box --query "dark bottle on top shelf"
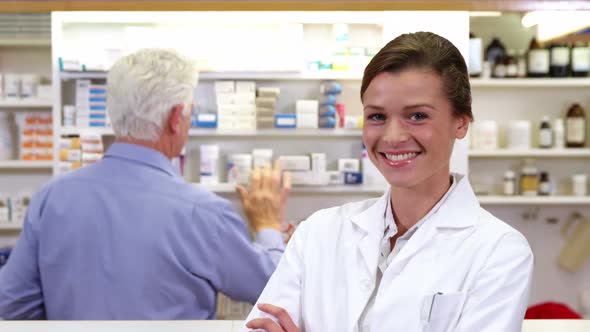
[527,38,550,77]
[485,37,506,78]
[571,42,590,77]
[550,43,571,77]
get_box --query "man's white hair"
[107,48,198,141]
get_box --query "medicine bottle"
[527,38,549,77]
[520,159,539,196]
[538,171,551,196]
[550,43,570,78]
[566,103,587,148]
[503,170,516,196]
[571,42,590,77]
[538,116,553,148]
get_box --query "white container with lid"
[200,144,220,185]
[572,173,587,196]
[507,121,531,149]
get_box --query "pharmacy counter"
[0,320,589,331]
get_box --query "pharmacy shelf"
[0,39,50,46]
[194,183,386,194]
[477,195,590,205]
[470,78,590,88]
[59,127,363,138]
[469,148,590,158]
[0,223,22,231]
[189,128,362,137]
[199,71,364,80]
[60,71,365,81]
[0,160,53,169]
[60,126,114,136]
[0,99,52,108]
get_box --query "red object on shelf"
[525,302,582,319]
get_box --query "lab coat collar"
[432,173,480,229]
[350,173,479,234]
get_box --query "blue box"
[344,172,363,184]
[196,113,218,128]
[275,114,297,128]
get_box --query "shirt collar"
[104,142,179,177]
[383,174,458,238]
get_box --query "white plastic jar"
[199,145,220,185]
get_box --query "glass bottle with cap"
[538,171,551,196]
[538,116,553,149]
[566,103,587,148]
[550,42,571,78]
[520,159,539,196]
[571,42,590,77]
[503,170,516,196]
[527,38,549,78]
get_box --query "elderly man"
[0,49,289,320]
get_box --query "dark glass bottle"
[527,38,549,77]
[504,50,518,78]
[572,42,590,77]
[485,37,506,78]
[566,103,587,148]
[550,43,571,77]
[538,172,551,196]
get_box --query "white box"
[235,92,255,105]
[296,112,318,129]
[214,81,235,93]
[296,99,319,113]
[236,81,256,94]
[216,93,236,105]
[279,155,310,171]
[327,170,345,185]
[338,158,360,172]
[290,170,312,186]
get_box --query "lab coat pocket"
[421,292,466,332]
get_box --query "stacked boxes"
[256,87,280,129]
[319,81,343,128]
[16,113,53,161]
[215,81,256,130]
[75,80,109,128]
[295,100,319,129]
[58,133,104,173]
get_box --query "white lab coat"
[243,175,534,332]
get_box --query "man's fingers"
[236,185,248,204]
[261,164,272,190]
[257,303,299,332]
[250,168,261,191]
[281,171,292,202]
[246,318,284,332]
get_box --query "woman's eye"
[367,113,386,121]
[410,113,428,121]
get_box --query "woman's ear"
[167,104,185,134]
[454,115,470,139]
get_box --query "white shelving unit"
[0,223,23,231]
[469,148,590,158]
[470,78,590,88]
[194,183,385,194]
[477,195,590,205]
[0,99,53,108]
[0,160,53,169]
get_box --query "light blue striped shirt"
[0,143,284,320]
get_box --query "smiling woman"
[242,31,534,332]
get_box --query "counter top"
[0,319,588,331]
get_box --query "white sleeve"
[240,220,309,331]
[455,232,534,332]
